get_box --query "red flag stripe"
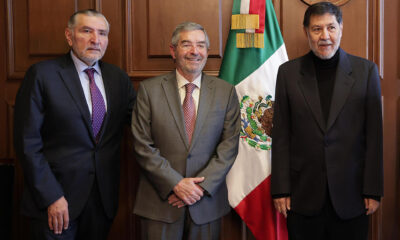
[249,0,266,33]
[234,176,288,240]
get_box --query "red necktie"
[183,83,197,144]
[84,68,106,142]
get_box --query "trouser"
[140,209,221,240]
[287,195,368,240]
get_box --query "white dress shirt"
[176,70,201,113]
[70,51,108,115]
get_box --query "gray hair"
[68,9,110,30]
[171,22,210,48]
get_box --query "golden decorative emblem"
[301,0,351,6]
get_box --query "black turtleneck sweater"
[312,49,340,123]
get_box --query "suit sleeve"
[363,63,383,197]
[131,82,183,200]
[271,65,291,196]
[196,85,241,196]
[13,66,64,209]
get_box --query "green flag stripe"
[219,0,284,85]
[232,0,241,14]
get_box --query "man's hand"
[168,193,185,208]
[173,177,205,205]
[47,196,69,234]
[273,197,291,218]
[365,198,380,215]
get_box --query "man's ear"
[169,44,176,59]
[303,27,309,38]
[65,28,73,47]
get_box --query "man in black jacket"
[14,9,136,240]
[271,2,383,239]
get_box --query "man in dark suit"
[13,9,136,240]
[271,2,383,240]
[131,22,240,240]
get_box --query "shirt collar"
[70,51,102,76]
[176,70,201,89]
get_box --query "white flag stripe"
[240,0,250,14]
[235,45,288,101]
[227,141,272,207]
[226,44,288,208]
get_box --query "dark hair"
[303,2,342,27]
[68,9,109,30]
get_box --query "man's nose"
[320,28,330,40]
[189,45,200,54]
[90,32,100,44]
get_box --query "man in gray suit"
[131,22,240,240]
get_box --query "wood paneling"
[1,0,399,239]
[0,0,7,162]
[381,0,400,239]
[27,0,74,55]
[6,0,116,79]
[100,0,125,68]
[280,0,369,60]
[128,0,233,78]
[147,0,221,57]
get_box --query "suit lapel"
[298,53,326,132]
[58,54,95,142]
[189,74,214,150]
[326,49,355,131]
[161,72,190,149]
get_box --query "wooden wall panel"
[6,0,120,79]
[0,0,7,162]
[27,0,74,55]
[147,0,221,57]
[1,0,398,240]
[381,0,400,239]
[7,0,72,79]
[100,0,125,68]
[128,0,233,79]
[280,0,369,60]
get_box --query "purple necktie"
[84,68,106,142]
[183,83,197,144]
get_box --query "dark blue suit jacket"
[14,53,136,220]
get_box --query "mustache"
[318,40,332,45]
[86,47,101,51]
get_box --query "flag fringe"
[232,14,259,30]
[236,33,264,48]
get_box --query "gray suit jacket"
[132,71,240,224]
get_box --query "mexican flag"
[219,0,288,239]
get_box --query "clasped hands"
[168,177,205,208]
